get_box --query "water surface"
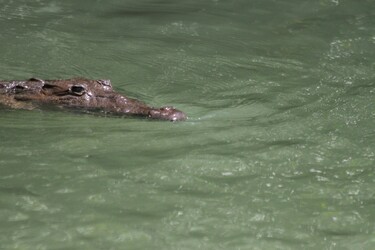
[1,0,375,249]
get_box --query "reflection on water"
[1,0,375,249]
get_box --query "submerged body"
[0,78,186,121]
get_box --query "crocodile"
[0,78,186,121]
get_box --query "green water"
[1,0,375,249]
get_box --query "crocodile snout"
[149,106,187,121]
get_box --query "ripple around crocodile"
[0,77,186,121]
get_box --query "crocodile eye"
[70,85,86,95]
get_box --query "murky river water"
[1,0,375,249]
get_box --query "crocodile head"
[8,78,187,121]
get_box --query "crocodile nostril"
[149,107,187,121]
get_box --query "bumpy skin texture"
[0,78,186,121]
